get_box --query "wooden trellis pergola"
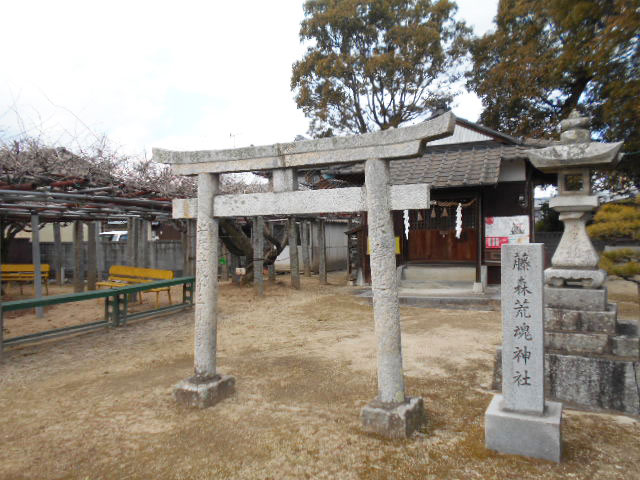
[0,189,174,317]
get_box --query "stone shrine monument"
[526,112,640,416]
[485,244,562,462]
[155,112,458,438]
[493,111,639,416]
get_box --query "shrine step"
[400,265,475,283]
[359,284,500,311]
[400,280,472,289]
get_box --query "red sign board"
[486,236,509,249]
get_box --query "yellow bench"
[96,265,174,307]
[1,264,50,295]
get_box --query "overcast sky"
[0,0,498,157]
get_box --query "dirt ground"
[1,274,639,480]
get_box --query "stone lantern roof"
[525,110,626,290]
[525,110,623,173]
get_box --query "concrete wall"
[15,222,155,244]
[37,240,185,280]
[22,220,348,280]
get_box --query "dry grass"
[0,274,638,479]
[607,278,640,320]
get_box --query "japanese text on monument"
[501,244,544,413]
[512,252,533,387]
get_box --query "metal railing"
[0,276,195,351]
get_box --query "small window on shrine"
[564,174,584,192]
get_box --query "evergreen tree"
[467,1,639,158]
[535,201,563,232]
[588,198,640,304]
[587,199,640,242]
[291,0,470,137]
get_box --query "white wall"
[15,222,86,242]
[427,124,492,146]
[498,158,527,182]
[274,221,349,272]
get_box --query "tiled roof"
[391,142,534,188]
[323,141,537,189]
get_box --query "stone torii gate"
[154,112,456,438]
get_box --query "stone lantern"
[511,111,640,417]
[525,110,623,289]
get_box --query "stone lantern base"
[503,110,636,415]
[545,268,607,289]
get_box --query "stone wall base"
[485,394,562,463]
[492,348,640,415]
[493,295,640,416]
[173,374,236,408]
[360,397,424,439]
[546,353,640,414]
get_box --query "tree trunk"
[1,221,26,264]
[73,221,84,293]
[219,218,288,284]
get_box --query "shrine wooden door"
[406,200,478,263]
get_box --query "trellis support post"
[31,214,44,318]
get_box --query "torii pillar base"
[173,374,235,409]
[361,397,425,439]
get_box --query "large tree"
[467,1,640,156]
[291,0,470,137]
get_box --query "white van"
[99,230,128,242]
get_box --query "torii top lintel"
[153,112,456,175]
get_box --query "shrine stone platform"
[492,287,640,415]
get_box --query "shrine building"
[317,117,554,286]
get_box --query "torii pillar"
[172,173,235,408]
[157,112,456,437]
